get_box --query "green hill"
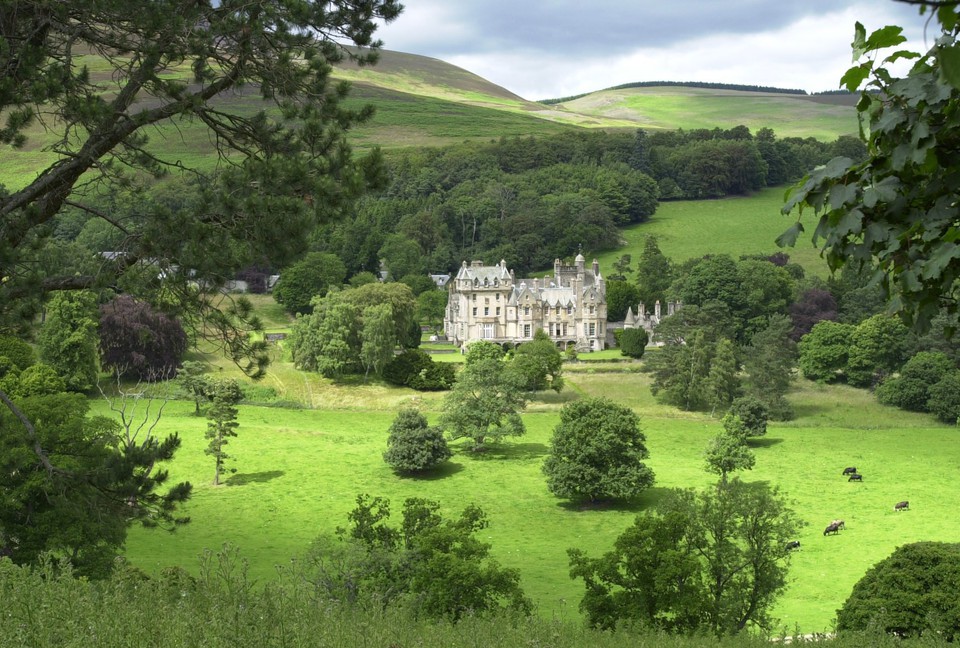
[0,48,860,191]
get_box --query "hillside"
[0,48,860,192]
[333,49,860,140]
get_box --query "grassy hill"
[0,48,859,191]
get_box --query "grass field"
[115,361,959,636]
[593,186,831,281]
[559,87,859,140]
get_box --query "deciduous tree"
[98,296,187,381]
[37,291,99,392]
[440,348,526,451]
[543,398,654,503]
[837,542,960,640]
[383,409,451,474]
[779,9,960,332]
[273,252,347,316]
[569,479,800,635]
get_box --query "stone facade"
[444,253,608,351]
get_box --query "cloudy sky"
[374,1,935,100]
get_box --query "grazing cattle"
[830,519,846,530]
[823,522,841,536]
[894,501,910,511]
[785,540,801,551]
[842,467,858,476]
[848,473,863,482]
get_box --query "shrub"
[927,371,960,423]
[0,335,36,372]
[383,349,453,391]
[727,395,769,437]
[837,542,960,640]
[383,408,451,473]
[618,327,648,359]
[875,377,930,412]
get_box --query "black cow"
[842,467,858,476]
[823,522,841,536]
[785,540,801,551]
[894,500,909,511]
[848,473,863,482]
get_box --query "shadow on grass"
[554,486,673,515]
[227,470,285,486]
[459,442,550,461]
[749,437,784,448]
[393,461,465,480]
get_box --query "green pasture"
[116,365,959,636]
[594,187,831,281]
[560,88,859,140]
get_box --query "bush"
[383,349,453,391]
[837,542,960,640]
[875,377,930,412]
[383,408,451,473]
[0,335,36,372]
[927,371,960,423]
[900,350,956,384]
[542,397,654,502]
[618,327,648,359]
[727,396,769,437]
[14,363,67,397]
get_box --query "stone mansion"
[444,253,610,351]
[444,254,680,352]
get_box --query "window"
[523,324,531,338]
[472,293,476,301]
[484,307,489,316]
[524,306,530,315]
[589,305,595,314]
[496,307,501,316]
[567,306,573,315]
[481,323,494,338]
[472,307,477,316]
[485,298,489,305]
[496,293,500,301]
[589,323,596,336]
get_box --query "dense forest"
[45,126,864,286]
[305,127,866,280]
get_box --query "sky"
[374,1,936,100]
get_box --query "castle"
[443,254,678,352]
[444,253,606,351]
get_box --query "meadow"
[594,186,831,281]
[115,357,959,636]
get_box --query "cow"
[842,467,858,476]
[823,522,841,536]
[848,473,863,482]
[894,501,909,511]
[830,519,846,530]
[785,540,801,551]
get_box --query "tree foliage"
[273,252,347,315]
[704,415,755,484]
[204,379,243,486]
[0,0,400,365]
[98,295,187,381]
[305,494,532,620]
[569,479,800,635]
[383,408,451,474]
[618,327,648,359]
[779,9,960,332]
[289,282,417,378]
[509,331,564,393]
[543,398,654,503]
[837,542,960,641]
[439,347,526,450]
[37,291,99,392]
